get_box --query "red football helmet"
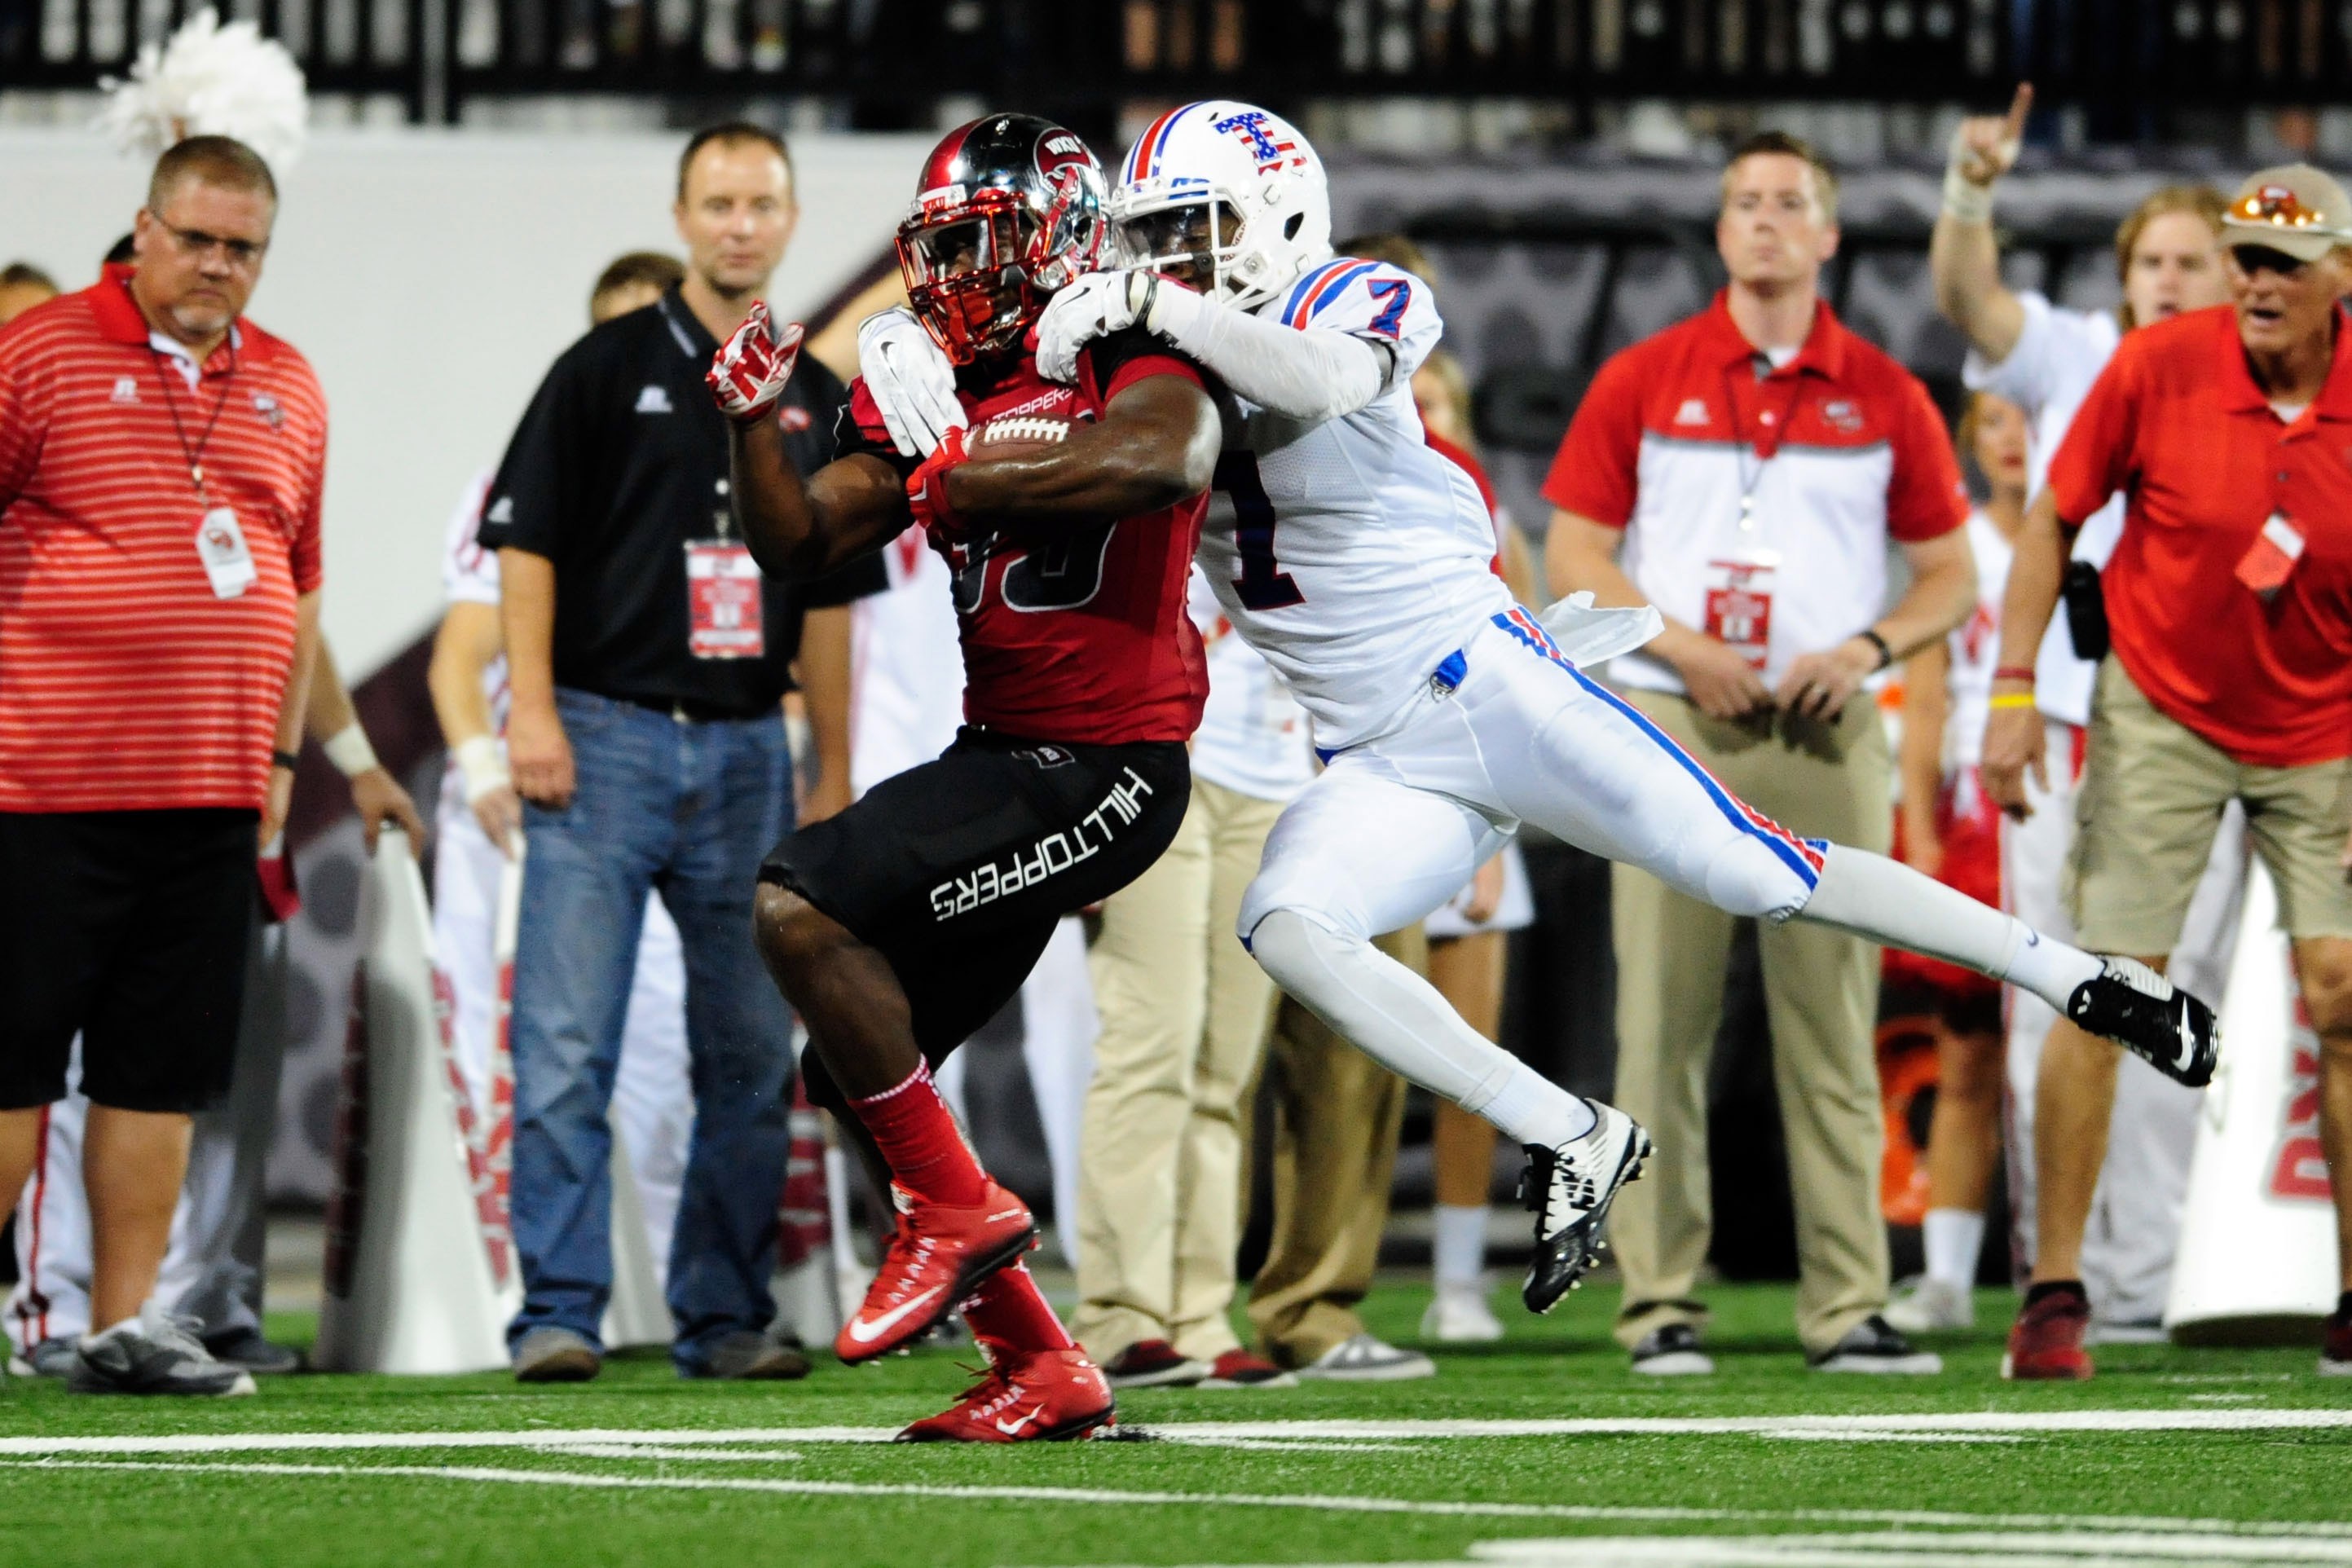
[897,113,1109,365]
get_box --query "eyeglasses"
[2230,185,2336,232]
[153,216,269,271]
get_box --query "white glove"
[1536,591,1664,667]
[857,307,966,459]
[1035,271,1148,384]
[707,302,804,421]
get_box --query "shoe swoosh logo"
[846,1286,945,1344]
[993,1404,1045,1435]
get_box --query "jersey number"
[1215,451,1303,610]
[949,522,1118,614]
[1365,278,1412,339]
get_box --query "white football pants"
[2000,717,2248,1323]
[1240,610,1823,953]
[434,780,694,1287]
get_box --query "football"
[967,412,1076,459]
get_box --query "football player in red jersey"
[707,113,1220,1442]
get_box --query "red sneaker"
[896,1347,1117,1443]
[835,1181,1036,1365]
[2002,1288,2094,1381]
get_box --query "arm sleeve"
[2045,341,2143,526]
[290,407,327,593]
[1539,350,1648,528]
[1886,374,1971,543]
[0,323,54,508]
[1159,259,1438,422]
[475,343,592,557]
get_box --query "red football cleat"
[896,1346,1117,1443]
[835,1180,1037,1365]
[2002,1288,2094,1381]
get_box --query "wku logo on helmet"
[1211,109,1303,171]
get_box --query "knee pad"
[1699,832,1813,923]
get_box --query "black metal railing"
[6,0,2352,126]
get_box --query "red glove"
[707,302,805,421]
[905,424,973,537]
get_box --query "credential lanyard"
[151,342,238,500]
[1725,359,1812,537]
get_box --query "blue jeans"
[507,687,795,1369]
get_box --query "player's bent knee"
[1244,907,1361,997]
[1700,834,1813,923]
[752,879,841,976]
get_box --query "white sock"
[1433,1204,1491,1287]
[1922,1207,1985,1289]
[1249,910,1597,1147]
[1796,844,2101,1011]
[82,1315,139,1348]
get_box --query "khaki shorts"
[2067,659,2352,954]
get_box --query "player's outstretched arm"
[942,372,1221,525]
[1931,82,2032,361]
[1038,271,1387,423]
[711,304,913,579]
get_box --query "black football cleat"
[2067,958,2220,1086]
[1519,1101,1650,1315]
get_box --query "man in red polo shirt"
[1547,131,1980,1375]
[0,135,324,1397]
[1984,164,2352,1381]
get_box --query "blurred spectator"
[1072,565,1308,1393]
[0,136,322,1396]
[1983,165,2352,1381]
[1546,132,1973,1375]
[1931,95,2244,1337]
[425,253,696,1308]
[1881,391,2030,1334]
[477,123,880,1383]
[1411,345,1539,1345]
[0,262,56,324]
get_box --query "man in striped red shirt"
[0,135,323,1397]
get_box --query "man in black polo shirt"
[478,122,881,1382]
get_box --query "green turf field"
[3,1280,2347,1568]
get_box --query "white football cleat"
[1519,1100,1650,1315]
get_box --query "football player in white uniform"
[857,103,2222,1315]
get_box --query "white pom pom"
[95,7,309,174]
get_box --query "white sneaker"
[1420,1282,1505,1344]
[1883,1275,1973,1334]
[1295,1332,1436,1382]
[1518,1100,1650,1314]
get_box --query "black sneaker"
[2068,958,2219,1086]
[202,1327,304,1375]
[68,1307,257,1397]
[1519,1101,1650,1314]
[1808,1314,1943,1374]
[1629,1322,1715,1376]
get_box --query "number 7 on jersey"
[1215,450,1304,610]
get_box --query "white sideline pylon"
[315,828,513,1373]
[2165,860,2341,1344]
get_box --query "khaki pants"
[1073,777,1288,1363]
[1610,691,1891,1356]
[1247,924,1423,1368]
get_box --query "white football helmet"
[1109,100,1332,312]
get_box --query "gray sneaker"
[68,1306,257,1397]
[685,1330,812,1381]
[1294,1332,1436,1382]
[513,1325,602,1383]
[9,1337,81,1379]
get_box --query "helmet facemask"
[896,161,1108,366]
[1115,196,1254,303]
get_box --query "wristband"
[1988,691,2040,711]
[1940,166,1997,223]
[322,722,381,779]
[454,734,512,805]
[1858,628,1892,671]
[1991,665,2037,684]
[271,749,301,773]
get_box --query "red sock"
[844,1063,989,1207]
[962,1262,1073,1355]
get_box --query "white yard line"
[7,1455,2352,1544]
[10,1407,2350,1458]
